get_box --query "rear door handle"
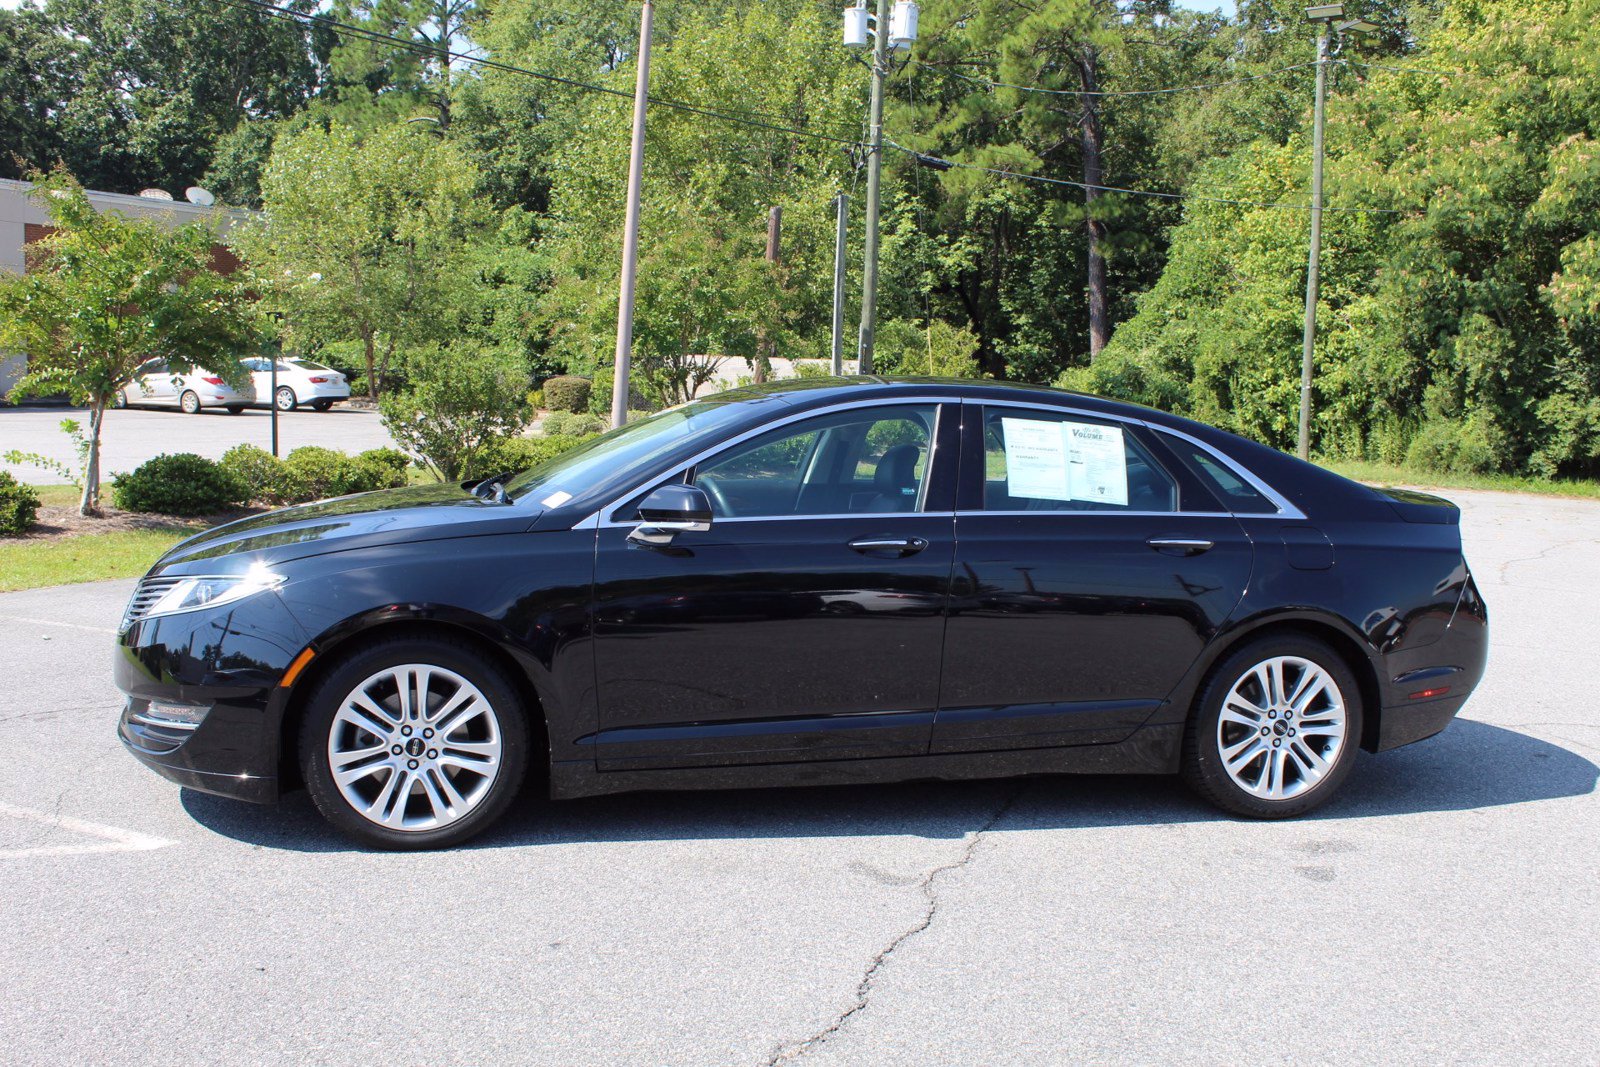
[1147,537,1214,556]
[849,536,929,557]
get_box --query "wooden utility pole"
[856,0,891,374]
[755,205,782,383]
[611,0,655,428]
[1078,46,1109,360]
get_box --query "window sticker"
[1001,417,1073,500]
[1000,417,1128,506]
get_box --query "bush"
[112,453,245,516]
[527,388,544,411]
[219,444,282,504]
[0,472,41,535]
[540,411,606,437]
[275,446,393,503]
[352,447,411,487]
[379,344,533,479]
[1405,416,1508,475]
[542,375,592,413]
[474,433,598,475]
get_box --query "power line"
[941,61,1320,99]
[886,141,1410,214]
[197,0,870,148]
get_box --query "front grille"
[120,576,182,633]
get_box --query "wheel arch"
[275,609,551,790]
[1177,611,1386,752]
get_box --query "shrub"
[278,446,403,502]
[540,411,606,437]
[473,433,598,475]
[0,473,41,535]
[1405,416,1508,475]
[542,375,592,414]
[353,447,411,488]
[219,444,283,504]
[527,388,544,411]
[379,344,533,479]
[112,453,245,516]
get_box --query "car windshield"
[504,395,767,507]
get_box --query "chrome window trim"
[578,392,1306,529]
[586,396,956,529]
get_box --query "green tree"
[0,175,257,514]
[235,122,494,397]
[378,342,531,478]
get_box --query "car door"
[240,357,268,402]
[131,358,174,406]
[589,400,959,771]
[931,403,1255,754]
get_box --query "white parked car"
[114,358,256,414]
[241,356,352,412]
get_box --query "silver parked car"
[241,356,353,412]
[114,358,256,414]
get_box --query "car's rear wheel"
[111,391,127,409]
[299,636,531,850]
[311,399,333,412]
[275,386,297,411]
[179,390,201,414]
[225,405,244,415]
[1181,635,1362,819]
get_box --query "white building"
[0,178,249,397]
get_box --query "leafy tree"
[234,122,494,397]
[1,0,321,194]
[378,342,531,479]
[0,174,257,514]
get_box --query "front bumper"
[114,588,309,804]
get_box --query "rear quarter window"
[1161,435,1280,514]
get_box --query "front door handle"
[1147,536,1215,556]
[849,536,929,557]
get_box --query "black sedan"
[114,379,1488,849]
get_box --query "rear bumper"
[1374,571,1489,752]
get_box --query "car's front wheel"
[1181,635,1363,819]
[299,636,531,849]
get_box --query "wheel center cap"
[1273,721,1288,737]
[405,738,426,757]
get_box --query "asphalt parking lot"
[1,488,1596,1065]
[0,404,397,481]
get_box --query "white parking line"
[0,615,118,635]
[0,801,175,858]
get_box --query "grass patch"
[1318,459,1600,500]
[31,483,81,508]
[0,526,192,592]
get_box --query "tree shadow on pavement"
[180,718,1596,854]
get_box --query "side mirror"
[629,483,713,546]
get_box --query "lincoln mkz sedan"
[115,379,1488,848]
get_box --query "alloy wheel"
[327,664,504,832]
[276,386,297,411]
[1215,655,1347,800]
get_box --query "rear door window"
[979,408,1178,513]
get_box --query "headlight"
[144,566,286,619]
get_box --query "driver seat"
[867,444,923,513]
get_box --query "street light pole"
[611,0,655,429]
[1297,22,1330,462]
[831,192,848,375]
[856,0,891,375]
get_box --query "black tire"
[1180,634,1363,819]
[311,399,333,412]
[275,386,297,411]
[225,405,245,415]
[111,391,128,409]
[179,390,201,414]
[299,635,532,850]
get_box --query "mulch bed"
[12,504,264,542]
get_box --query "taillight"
[202,376,224,386]
[308,376,329,383]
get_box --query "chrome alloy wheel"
[328,664,504,832]
[1216,655,1347,801]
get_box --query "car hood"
[155,482,541,571]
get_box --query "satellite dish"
[185,186,215,207]
[137,188,174,201]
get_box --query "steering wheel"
[696,475,736,518]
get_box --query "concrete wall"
[0,179,250,397]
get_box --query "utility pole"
[1297,23,1329,461]
[611,0,655,429]
[1299,4,1374,459]
[831,192,848,375]
[856,0,891,375]
[755,205,782,383]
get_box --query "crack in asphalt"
[6,741,124,851]
[1492,537,1600,585]
[765,786,1026,1065]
